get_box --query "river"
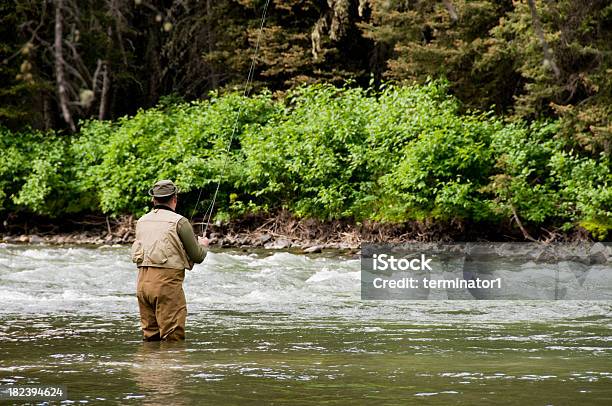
[0,244,610,405]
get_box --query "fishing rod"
[190,0,271,237]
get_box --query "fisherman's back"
[131,179,208,342]
[132,208,194,271]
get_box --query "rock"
[589,242,609,265]
[17,235,29,243]
[265,238,291,249]
[322,242,354,250]
[303,245,323,254]
[29,235,43,244]
[256,233,273,246]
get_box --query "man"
[131,179,209,341]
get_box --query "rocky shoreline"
[0,211,602,252]
[0,230,353,252]
[0,212,360,251]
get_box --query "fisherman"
[131,179,209,341]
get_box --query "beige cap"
[148,179,179,198]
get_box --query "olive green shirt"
[176,217,206,263]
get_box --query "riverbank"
[2,83,610,245]
[0,211,599,251]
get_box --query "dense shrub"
[1,82,610,238]
[71,92,280,216]
[488,121,611,237]
[0,128,79,215]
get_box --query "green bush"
[72,92,280,216]
[0,81,610,238]
[488,121,612,237]
[0,128,79,215]
[377,111,498,222]
[240,84,377,219]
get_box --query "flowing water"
[0,244,610,405]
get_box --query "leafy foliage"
[1,82,609,238]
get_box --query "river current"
[0,244,610,405]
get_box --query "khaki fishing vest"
[131,208,194,270]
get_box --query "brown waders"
[136,266,187,341]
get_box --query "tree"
[485,0,611,155]
[359,0,516,112]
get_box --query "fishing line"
[190,0,271,236]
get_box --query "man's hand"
[198,236,210,247]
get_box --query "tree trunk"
[54,0,76,132]
[206,0,218,88]
[99,62,110,120]
[442,0,458,22]
[527,0,560,78]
